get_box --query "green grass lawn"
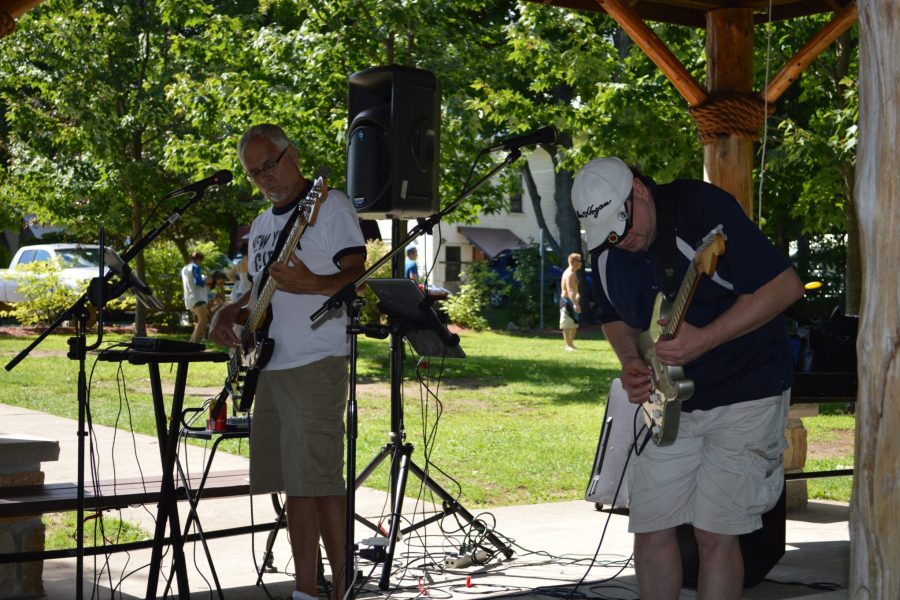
[43,512,150,551]
[0,326,853,508]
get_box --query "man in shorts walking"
[573,157,804,599]
[210,124,366,600]
[559,252,583,351]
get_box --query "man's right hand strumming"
[209,301,243,348]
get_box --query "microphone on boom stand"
[484,125,558,153]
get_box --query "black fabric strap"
[655,186,678,302]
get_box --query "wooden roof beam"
[763,1,858,104]
[594,0,709,107]
[5,1,43,19]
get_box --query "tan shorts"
[627,389,789,535]
[250,355,349,497]
[560,307,578,330]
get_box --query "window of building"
[444,246,461,282]
[509,192,523,213]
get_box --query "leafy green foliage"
[141,239,227,326]
[442,261,501,331]
[0,260,85,325]
[0,1,858,316]
[142,239,191,324]
[505,245,558,329]
[359,239,393,326]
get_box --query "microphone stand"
[314,147,524,596]
[4,185,214,600]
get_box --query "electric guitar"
[637,225,726,446]
[225,168,330,412]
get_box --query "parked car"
[0,243,101,304]
[487,248,594,309]
[487,249,564,308]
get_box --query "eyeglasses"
[246,146,288,180]
[606,193,633,246]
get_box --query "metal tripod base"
[356,440,514,590]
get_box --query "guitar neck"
[661,263,701,338]
[246,218,310,332]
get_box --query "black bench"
[0,469,251,519]
[0,469,285,564]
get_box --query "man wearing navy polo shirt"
[573,158,805,600]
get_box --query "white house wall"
[375,147,558,292]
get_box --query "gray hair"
[238,124,290,159]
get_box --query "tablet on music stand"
[366,279,465,359]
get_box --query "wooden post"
[5,0,43,19]
[703,8,755,216]
[851,1,900,596]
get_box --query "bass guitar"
[638,225,726,446]
[225,168,330,412]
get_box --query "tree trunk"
[133,196,146,337]
[522,160,561,260]
[835,30,861,316]
[850,1,900,596]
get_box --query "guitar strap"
[654,186,678,303]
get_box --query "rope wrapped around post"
[689,91,772,144]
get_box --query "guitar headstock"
[693,225,726,276]
[300,166,331,226]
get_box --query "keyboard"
[131,336,206,353]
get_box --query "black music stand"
[368,279,464,359]
[355,279,510,591]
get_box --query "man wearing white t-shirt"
[210,124,365,600]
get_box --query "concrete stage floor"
[2,403,850,600]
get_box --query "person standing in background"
[559,252,583,351]
[228,238,251,303]
[181,250,208,343]
[404,246,420,283]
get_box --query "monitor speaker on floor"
[678,487,786,588]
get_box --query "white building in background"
[374,148,559,293]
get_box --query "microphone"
[164,169,233,198]
[485,125,557,153]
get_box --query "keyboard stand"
[99,349,228,600]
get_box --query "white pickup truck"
[0,243,101,303]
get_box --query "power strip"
[443,549,490,569]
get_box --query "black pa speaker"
[347,65,440,219]
[678,487,786,588]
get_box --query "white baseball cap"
[571,157,634,252]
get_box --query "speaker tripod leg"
[378,444,413,590]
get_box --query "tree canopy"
[0,0,857,310]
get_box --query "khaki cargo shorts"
[250,355,349,497]
[628,389,789,535]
